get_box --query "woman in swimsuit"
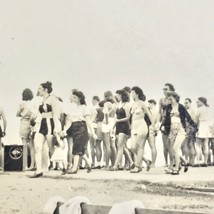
[30,81,61,178]
[111,89,134,170]
[130,86,155,173]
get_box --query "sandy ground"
[1,166,214,214]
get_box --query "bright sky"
[0,0,214,143]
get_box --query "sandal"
[130,166,142,173]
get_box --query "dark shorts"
[67,121,89,156]
[115,122,130,136]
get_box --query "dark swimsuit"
[115,106,130,136]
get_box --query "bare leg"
[89,136,96,166]
[103,132,111,167]
[113,134,127,169]
[147,134,157,166]
[162,133,169,166]
[110,136,117,167]
[67,137,73,169]
[22,138,28,171]
[95,140,102,167]
[28,138,35,169]
[173,133,186,171]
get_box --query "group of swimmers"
[0,81,213,177]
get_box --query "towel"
[59,196,91,214]
[108,200,145,214]
[43,196,66,214]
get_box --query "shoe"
[171,169,179,175]
[130,166,142,173]
[67,169,78,174]
[94,165,102,169]
[110,167,118,171]
[87,166,92,173]
[146,160,152,171]
[184,165,189,173]
[165,168,173,174]
[192,164,200,167]
[201,163,208,167]
[61,169,67,175]
[29,172,43,178]
[79,166,85,170]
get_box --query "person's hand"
[92,132,97,140]
[1,132,6,137]
[61,130,67,137]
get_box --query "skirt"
[67,121,88,156]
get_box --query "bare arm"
[85,115,97,139]
[142,102,155,127]
[1,109,7,133]
[16,104,23,117]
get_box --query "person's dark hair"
[167,91,180,102]
[116,89,129,103]
[165,83,175,92]
[104,91,114,103]
[93,96,100,102]
[41,81,53,94]
[123,86,131,94]
[198,97,209,107]
[22,88,33,101]
[148,99,157,105]
[185,98,192,103]
[72,89,86,105]
[99,100,105,108]
[131,86,146,101]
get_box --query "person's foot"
[165,168,173,174]
[146,160,152,171]
[130,166,142,173]
[184,164,189,173]
[61,169,67,175]
[87,164,92,173]
[29,172,43,178]
[93,165,102,169]
[201,163,208,167]
[192,164,201,167]
[67,169,78,174]
[171,169,179,175]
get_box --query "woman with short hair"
[16,88,36,171]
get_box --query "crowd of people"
[0,81,214,178]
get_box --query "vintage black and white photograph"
[0,1,214,213]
